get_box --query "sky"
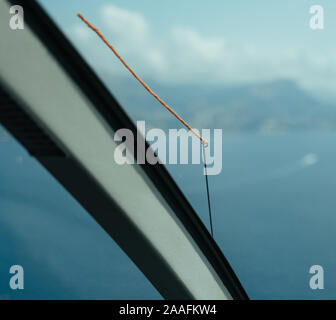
[39,0,336,100]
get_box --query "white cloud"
[72,24,93,43]
[171,26,225,62]
[145,48,167,73]
[100,4,148,46]
[68,4,336,98]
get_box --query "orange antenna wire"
[77,13,208,146]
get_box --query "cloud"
[72,24,93,43]
[100,4,148,46]
[171,26,225,62]
[67,4,336,98]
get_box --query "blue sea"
[1,130,336,299]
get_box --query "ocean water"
[0,131,161,300]
[167,132,336,299]
[1,130,336,299]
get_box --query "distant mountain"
[102,75,336,133]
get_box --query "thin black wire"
[202,144,214,237]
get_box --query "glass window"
[30,0,336,299]
[0,125,161,299]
